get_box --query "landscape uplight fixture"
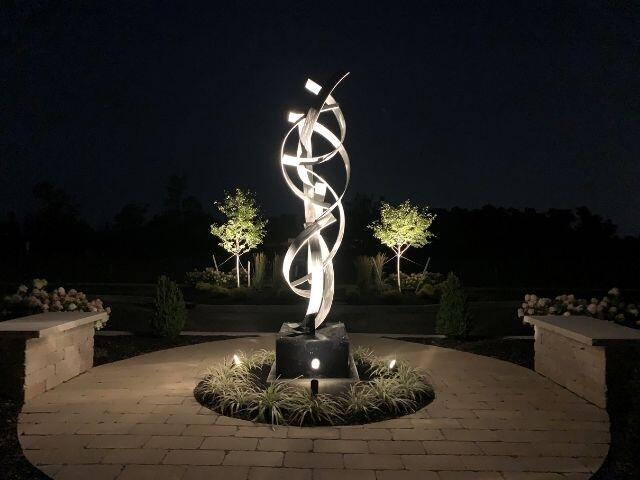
[280,72,350,333]
[232,354,242,366]
[389,359,397,370]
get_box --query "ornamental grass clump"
[151,276,187,338]
[287,389,344,426]
[341,383,381,421]
[249,382,291,426]
[394,362,434,401]
[369,377,417,414]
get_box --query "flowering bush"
[2,279,111,330]
[517,287,639,328]
[186,267,247,289]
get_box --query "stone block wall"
[534,325,607,408]
[1,323,94,401]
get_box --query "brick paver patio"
[18,334,609,479]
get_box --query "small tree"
[210,189,267,288]
[151,276,187,338]
[436,273,472,336]
[369,200,436,292]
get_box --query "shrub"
[151,276,187,338]
[354,256,374,290]
[229,287,249,301]
[185,267,246,288]
[435,273,472,336]
[252,252,268,289]
[380,288,402,304]
[385,272,424,291]
[343,285,361,303]
[417,282,439,299]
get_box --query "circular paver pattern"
[19,334,610,480]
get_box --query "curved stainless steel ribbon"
[280,73,350,330]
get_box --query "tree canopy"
[369,200,436,251]
[210,188,267,257]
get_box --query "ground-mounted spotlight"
[310,379,319,396]
[311,358,321,370]
[232,354,242,366]
[389,359,397,370]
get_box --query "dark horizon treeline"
[0,177,638,289]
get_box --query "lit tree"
[210,189,267,288]
[369,200,436,292]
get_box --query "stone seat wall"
[0,312,106,401]
[525,315,640,408]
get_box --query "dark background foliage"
[0,178,637,291]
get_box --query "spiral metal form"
[280,72,350,331]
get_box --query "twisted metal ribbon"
[280,72,350,331]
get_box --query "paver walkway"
[18,334,609,480]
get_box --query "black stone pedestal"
[268,322,359,393]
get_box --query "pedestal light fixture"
[280,72,351,334]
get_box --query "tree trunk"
[396,247,401,292]
[236,254,240,288]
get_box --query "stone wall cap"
[0,311,107,338]
[524,315,640,346]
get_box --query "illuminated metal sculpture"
[280,72,350,333]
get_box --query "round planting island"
[18,335,609,479]
[194,348,435,427]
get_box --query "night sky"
[3,1,639,234]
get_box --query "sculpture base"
[267,322,358,394]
